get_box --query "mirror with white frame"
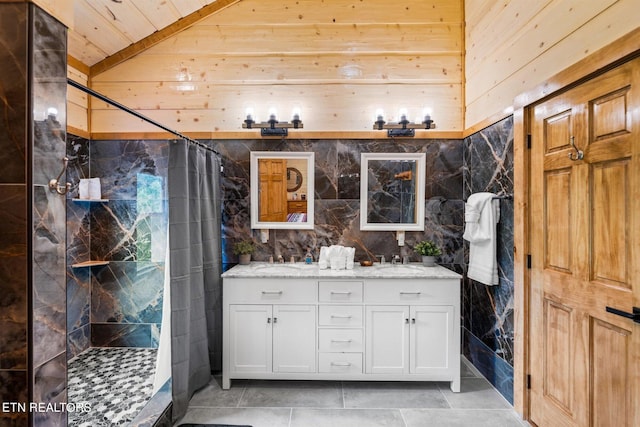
[360,152,426,231]
[250,151,315,230]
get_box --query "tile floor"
[67,347,157,426]
[175,358,529,427]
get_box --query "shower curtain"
[168,139,222,421]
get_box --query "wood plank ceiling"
[68,0,464,134]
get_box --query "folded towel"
[463,192,500,285]
[318,245,355,270]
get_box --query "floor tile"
[460,357,480,378]
[440,378,512,409]
[239,380,343,408]
[188,376,247,408]
[402,408,527,427]
[291,408,405,427]
[176,407,291,427]
[343,381,449,409]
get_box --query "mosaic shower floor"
[67,347,158,426]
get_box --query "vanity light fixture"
[373,108,435,137]
[242,107,303,137]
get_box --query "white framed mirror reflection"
[250,151,315,230]
[360,152,426,231]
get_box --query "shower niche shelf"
[71,260,110,268]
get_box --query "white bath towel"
[463,192,500,286]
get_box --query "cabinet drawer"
[318,353,363,374]
[318,281,363,302]
[224,279,317,303]
[364,279,458,304]
[318,329,363,352]
[318,305,363,327]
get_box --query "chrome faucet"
[376,254,386,265]
[277,254,284,263]
[391,254,400,265]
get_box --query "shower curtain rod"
[67,78,219,155]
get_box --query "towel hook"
[48,157,71,195]
[568,136,584,161]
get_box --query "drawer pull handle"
[330,314,353,319]
[330,362,352,367]
[330,291,352,295]
[399,291,421,295]
[262,290,283,294]
[331,339,353,343]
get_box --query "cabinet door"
[273,305,316,373]
[229,305,272,373]
[365,305,409,374]
[410,305,454,374]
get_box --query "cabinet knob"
[267,318,271,323]
[411,318,416,324]
[405,318,409,324]
[273,317,278,323]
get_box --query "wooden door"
[229,305,272,373]
[365,305,409,374]
[258,158,287,222]
[272,305,316,373]
[529,58,640,426]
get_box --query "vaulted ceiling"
[68,0,233,68]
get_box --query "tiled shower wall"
[66,138,167,357]
[0,4,68,426]
[463,116,515,403]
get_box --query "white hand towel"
[78,179,90,199]
[463,192,500,286]
[88,177,102,200]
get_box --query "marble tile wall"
[0,4,68,426]
[462,116,515,403]
[66,139,168,354]
[210,138,465,275]
[0,4,29,425]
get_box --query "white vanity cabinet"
[222,264,461,391]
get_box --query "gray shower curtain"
[168,139,222,421]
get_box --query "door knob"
[605,306,640,324]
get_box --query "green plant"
[233,240,255,255]
[413,240,442,257]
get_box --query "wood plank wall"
[67,58,90,137]
[465,0,640,130]
[89,0,464,134]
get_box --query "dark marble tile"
[33,352,66,427]
[32,108,66,188]
[91,261,164,324]
[0,3,28,185]
[66,199,91,265]
[65,134,90,199]
[425,139,464,200]
[66,266,91,332]
[91,323,153,348]
[67,324,90,360]
[90,140,169,201]
[0,186,27,370]
[32,186,66,368]
[464,330,514,405]
[463,116,515,372]
[0,370,28,426]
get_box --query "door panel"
[530,58,639,427]
[410,305,453,374]
[229,305,272,373]
[365,305,409,374]
[273,305,316,373]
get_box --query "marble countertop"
[221,262,461,279]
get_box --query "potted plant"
[233,240,255,265]
[413,240,442,267]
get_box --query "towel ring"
[48,157,71,195]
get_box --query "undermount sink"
[250,262,316,271]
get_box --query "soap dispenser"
[304,248,313,264]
